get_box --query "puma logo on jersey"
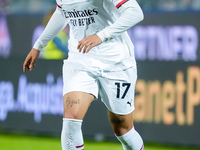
[127,100,132,107]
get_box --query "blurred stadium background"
[0,0,200,149]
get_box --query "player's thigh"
[63,91,94,120]
[108,110,134,136]
[62,62,98,120]
[63,61,98,98]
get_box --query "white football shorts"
[62,61,137,115]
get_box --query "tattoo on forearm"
[65,97,80,108]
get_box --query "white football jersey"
[34,0,144,71]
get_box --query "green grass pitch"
[0,134,199,150]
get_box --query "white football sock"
[116,127,144,150]
[61,118,84,150]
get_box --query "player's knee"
[110,117,132,136]
[63,110,80,119]
[113,126,131,136]
[63,105,81,119]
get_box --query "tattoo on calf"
[65,97,80,108]
[111,117,126,124]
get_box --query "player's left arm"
[77,0,143,53]
[97,0,144,42]
[77,35,102,54]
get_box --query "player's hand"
[23,48,40,72]
[77,35,102,54]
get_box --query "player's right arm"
[23,48,40,72]
[33,6,69,52]
[23,4,69,72]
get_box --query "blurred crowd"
[0,0,200,14]
[0,0,55,14]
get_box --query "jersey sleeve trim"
[116,0,129,8]
[57,3,62,8]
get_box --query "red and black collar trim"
[56,3,62,8]
[116,0,129,8]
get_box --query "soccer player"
[23,0,144,150]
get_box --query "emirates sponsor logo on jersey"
[63,8,98,26]
[63,8,98,19]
